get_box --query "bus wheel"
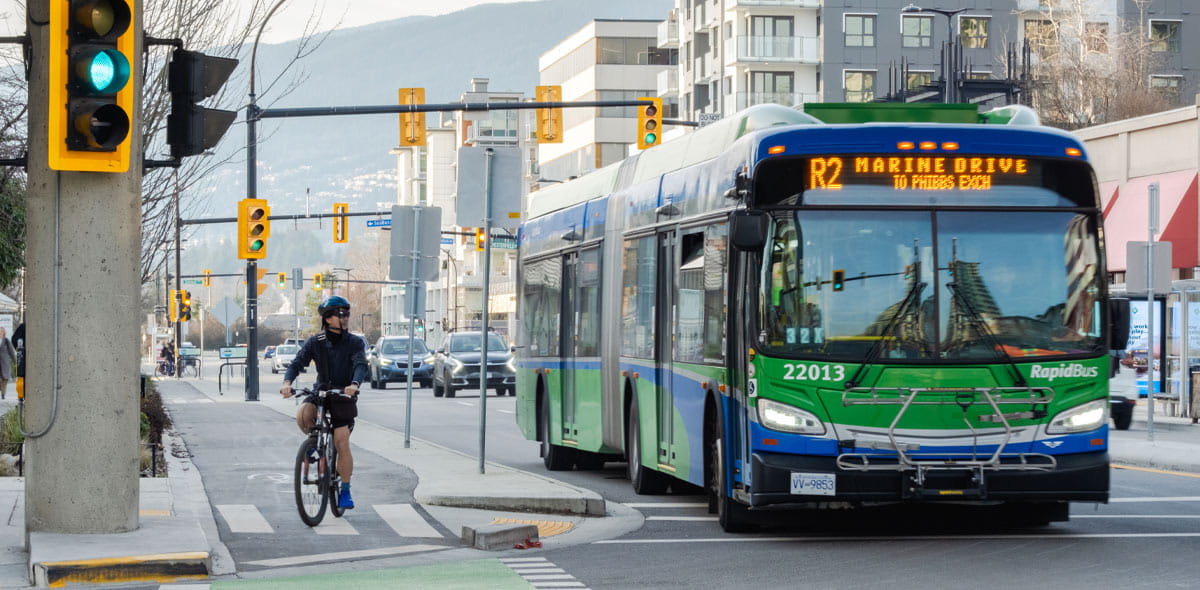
[627,402,669,494]
[709,410,752,532]
[540,398,576,471]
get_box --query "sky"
[0,0,527,43]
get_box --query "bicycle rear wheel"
[328,443,345,517]
[294,435,327,526]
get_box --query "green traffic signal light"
[832,269,846,291]
[75,48,130,93]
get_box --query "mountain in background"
[184,0,672,282]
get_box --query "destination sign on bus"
[808,155,1032,192]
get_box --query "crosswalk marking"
[314,514,359,535]
[500,558,590,590]
[216,504,273,534]
[374,503,442,538]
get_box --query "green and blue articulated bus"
[515,102,1129,532]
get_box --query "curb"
[416,493,607,517]
[32,552,208,588]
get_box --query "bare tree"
[139,0,340,283]
[1019,0,1171,130]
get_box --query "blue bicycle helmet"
[318,295,351,317]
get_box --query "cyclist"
[280,295,369,509]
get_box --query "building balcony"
[657,15,678,48]
[1015,0,1052,11]
[730,35,820,64]
[728,0,819,6]
[735,91,819,110]
[657,68,678,96]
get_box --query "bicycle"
[178,356,200,378]
[293,387,352,526]
[154,358,174,377]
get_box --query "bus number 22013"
[782,363,845,382]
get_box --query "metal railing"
[729,35,821,63]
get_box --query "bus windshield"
[758,209,1104,362]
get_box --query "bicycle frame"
[294,388,349,526]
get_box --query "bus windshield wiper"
[844,278,925,389]
[945,281,1028,387]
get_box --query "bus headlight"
[757,399,825,435]
[1046,399,1108,434]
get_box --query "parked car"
[272,344,303,374]
[431,331,515,398]
[369,337,433,389]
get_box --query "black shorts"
[304,393,358,430]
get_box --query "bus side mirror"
[730,210,768,251]
[1108,297,1130,351]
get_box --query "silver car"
[271,344,303,374]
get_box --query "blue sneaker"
[337,484,354,509]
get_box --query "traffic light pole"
[245,90,261,400]
[174,169,183,379]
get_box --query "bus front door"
[655,231,678,471]
[559,252,579,444]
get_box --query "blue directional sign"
[366,218,391,228]
[440,237,453,245]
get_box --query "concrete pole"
[24,0,143,533]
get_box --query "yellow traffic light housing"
[48,0,136,172]
[180,290,192,321]
[475,227,487,252]
[169,289,179,323]
[398,88,426,147]
[333,203,348,243]
[313,273,323,291]
[535,85,563,143]
[636,97,663,150]
[237,198,271,259]
[202,269,212,287]
[277,272,286,288]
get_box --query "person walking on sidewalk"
[0,327,15,399]
[280,296,369,509]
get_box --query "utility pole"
[25,0,144,533]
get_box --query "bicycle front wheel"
[294,435,327,526]
[328,442,345,518]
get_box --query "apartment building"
[538,19,677,182]
[662,0,1197,121]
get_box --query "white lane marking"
[596,532,1200,544]
[510,568,566,574]
[625,502,707,508]
[374,504,442,538]
[646,516,718,521]
[456,401,474,407]
[500,557,550,563]
[1073,514,1200,519]
[314,515,359,535]
[501,558,590,589]
[496,409,515,414]
[215,505,273,534]
[159,585,210,589]
[243,544,446,567]
[528,583,586,588]
[1110,496,1200,502]
[526,575,578,580]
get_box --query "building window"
[1150,75,1182,100]
[1025,19,1054,54]
[1150,20,1181,53]
[598,90,655,118]
[906,70,933,89]
[844,14,875,48]
[961,17,989,49]
[598,37,660,65]
[1084,22,1108,53]
[902,15,932,48]
[844,70,875,102]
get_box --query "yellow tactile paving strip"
[491,517,574,537]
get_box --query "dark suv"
[432,331,515,398]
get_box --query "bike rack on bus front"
[836,386,1057,498]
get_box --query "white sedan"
[272,344,303,374]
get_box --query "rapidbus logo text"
[1029,363,1100,382]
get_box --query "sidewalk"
[0,366,625,588]
[1107,369,1200,473]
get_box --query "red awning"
[1100,170,1199,271]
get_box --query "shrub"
[140,387,172,446]
[0,409,23,456]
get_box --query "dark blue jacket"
[284,330,369,389]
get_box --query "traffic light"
[333,203,348,243]
[277,272,286,289]
[47,0,136,172]
[832,269,846,292]
[180,290,192,322]
[202,269,212,288]
[475,227,487,252]
[237,198,270,259]
[636,97,663,149]
[398,88,426,147]
[167,49,239,159]
[313,273,324,290]
[535,85,563,143]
